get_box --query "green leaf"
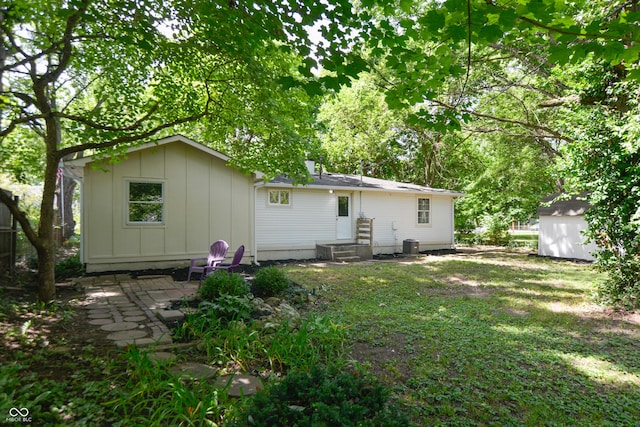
[446,24,468,43]
[478,24,503,43]
[399,0,412,14]
[421,10,445,33]
[303,81,323,97]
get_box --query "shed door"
[336,194,352,239]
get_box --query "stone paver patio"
[75,274,198,348]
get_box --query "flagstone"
[214,374,264,397]
[106,330,148,341]
[100,321,138,332]
[88,318,113,326]
[169,362,218,379]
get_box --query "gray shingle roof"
[267,172,463,196]
[537,193,591,217]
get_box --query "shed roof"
[537,193,591,217]
[267,172,464,197]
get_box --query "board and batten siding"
[82,142,254,272]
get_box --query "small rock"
[169,362,218,379]
[264,297,281,306]
[147,351,177,363]
[214,374,263,397]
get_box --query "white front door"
[336,194,352,239]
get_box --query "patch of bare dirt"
[0,284,117,376]
[348,332,414,386]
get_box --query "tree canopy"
[0,0,366,301]
[1,0,639,306]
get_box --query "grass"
[3,249,638,425]
[284,249,640,426]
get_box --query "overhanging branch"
[55,108,210,159]
[0,188,42,251]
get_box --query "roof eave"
[262,181,463,197]
[64,134,230,168]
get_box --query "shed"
[537,193,597,261]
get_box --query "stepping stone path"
[75,274,198,348]
[75,273,264,397]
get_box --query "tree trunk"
[36,238,56,302]
[59,176,76,240]
[37,147,60,302]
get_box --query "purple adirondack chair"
[187,240,229,282]
[206,245,245,276]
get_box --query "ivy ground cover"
[284,249,640,426]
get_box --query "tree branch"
[38,0,91,86]
[431,98,573,144]
[0,188,42,251]
[56,108,210,159]
[518,15,637,44]
[54,103,161,132]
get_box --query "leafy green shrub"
[235,365,409,426]
[201,296,252,324]
[480,213,511,245]
[199,271,249,301]
[252,266,289,297]
[55,254,84,280]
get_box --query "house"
[537,193,597,261]
[257,167,462,261]
[66,135,462,272]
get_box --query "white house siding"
[81,142,254,272]
[538,215,596,261]
[358,192,454,254]
[255,187,337,260]
[256,187,455,260]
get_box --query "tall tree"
[0,0,365,302]
[354,0,639,305]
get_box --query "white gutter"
[263,181,464,197]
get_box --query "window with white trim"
[268,189,290,206]
[417,197,430,224]
[127,181,164,224]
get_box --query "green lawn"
[284,249,640,426]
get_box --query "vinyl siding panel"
[256,187,336,251]
[165,143,188,255]
[538,215,596,261]
[256,188,455,260]
[360,193,453,253]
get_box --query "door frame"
[336,193,352,239]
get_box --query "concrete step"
[333,250,359,262]
[334,250,356,256]
[335,255,361,262]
